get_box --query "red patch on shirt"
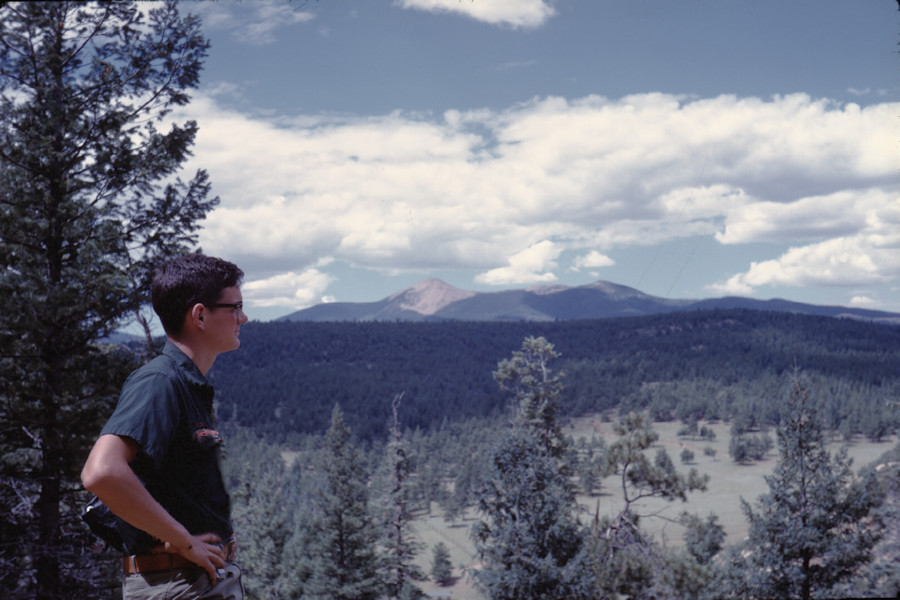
[193,428,223,448]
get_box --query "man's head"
[152,254,244,336]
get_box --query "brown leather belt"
[123,541,238,575]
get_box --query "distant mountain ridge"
[279,278,900,324]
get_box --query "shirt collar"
[161,341,214,395]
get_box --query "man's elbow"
[81,434,136,493]
[81,459,108,494]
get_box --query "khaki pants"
[123,562,244,600]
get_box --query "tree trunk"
[801,553,811,600]
[36,422,61,598]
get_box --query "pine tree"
[302,405,381,600]
[590,412,709,598]
[277,478,316,600]
[472,428,594,600]
[377,394,425,599]
[681,512,725,565]
[472,337,594,600]
[224,429,288,600]
[839,445,900,597]
[430,542,454,586]
[732,373,882,600]
[493,335,567,460]
[441,455,477,524]
[0,2,215,597]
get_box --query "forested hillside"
[210,309,900,444]
[215,331,900,600]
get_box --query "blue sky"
[163,0,898,323]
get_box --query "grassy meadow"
[413,415,898,599]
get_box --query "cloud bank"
[175,92,898,310]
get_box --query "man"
[82,254,248,599]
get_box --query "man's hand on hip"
[166,532,226,585]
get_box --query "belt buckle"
[213,539,238,562]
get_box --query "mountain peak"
[389,278,476,315]
[525,283,571,295]
[583,280,652,300]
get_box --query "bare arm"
[81,434,226,583]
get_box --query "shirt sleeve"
[100,370,181,470]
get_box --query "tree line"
[208,312,900,446]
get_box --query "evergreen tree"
[838,445,900,597]
[441,454,477,524]
[278,466,317,600]
[605,412,709,514]
[677,418,699,439]
[653,549,718,600]
[731,374,882,600]
[439,489,464,525]
[680,512,725,565]
[377,394,425,599]
[472,337,593,600]
[577,454,599,496]
[472,429,594,600]
[302,405,381,600]
[0,2,214,597]
[728,431,773,463]
[430,542,454,586]
[590,412,709,598]
[224,428,289,600]
[493,335,567,460]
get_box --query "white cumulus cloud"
[716,189,892,245]
[710,190,900,295]
[572,250,615,270]
[709,231,900,296]
[394,0,556,29]
[475,240,561,285]
[243,268,336,310]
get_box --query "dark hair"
[151,254,244,336]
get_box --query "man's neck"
[167,337,215,376]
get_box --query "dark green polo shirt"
[100,342,233,554]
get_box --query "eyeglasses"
[208,302,243,313]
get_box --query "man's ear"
[189,303,207,330]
